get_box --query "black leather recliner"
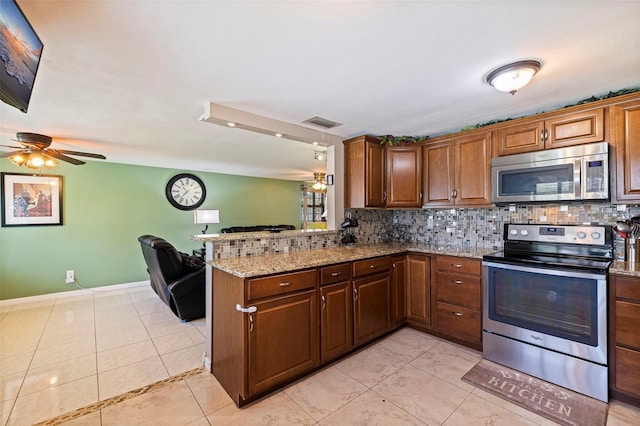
[137,235,205,321]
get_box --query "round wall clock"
[165,173,206,210]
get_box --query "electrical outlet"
[65,270,75,284]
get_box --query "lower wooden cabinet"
[434,255,482,348]
[353,273,391,345]
[406,254,431,327]
[610,274,640,404]
[391,256,406,325]
[248,290,319,396]
[320,281,353,362]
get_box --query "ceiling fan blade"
[0,149,29,158]
[55,149,106,159]
[44,150,86,165]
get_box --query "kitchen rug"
[461,359,608,426]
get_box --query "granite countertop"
[609,261,640,278]
[191,229,339,242]
[210,242,496,278]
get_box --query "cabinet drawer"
[616,300,640,349]
[615,346,640,398]
[320,263,352,286]
[436,255,481,275]
[353,256,393,278]
[436,272,481,310]
[615,276,640,302]
[247,270,316,301]
[436,302,481,345]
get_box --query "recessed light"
[312,141,319,146]
[227,122,237,127]
[275,133,282,137]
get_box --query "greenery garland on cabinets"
[377,135,429,146]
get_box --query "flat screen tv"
[0,0,44,113]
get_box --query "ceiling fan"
[0,132,106,169]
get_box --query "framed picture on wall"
[1,173,63,227]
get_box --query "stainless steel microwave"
[491,142,609,204]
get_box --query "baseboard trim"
[0,281,150,307]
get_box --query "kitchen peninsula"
[196,230,492,407]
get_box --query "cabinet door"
[494,120,545,156]
[406,255,431,326]
[545,108,604,149]
[612,99,640,202]
[320,281,353,363]
[454,131,492,206]
[422,141,455,207]
[248,290,318,396]
[386,146,422,207]
[366,140,386,207]
[391,256,406,325]
[344,135,385,208]
[353,274,390,346]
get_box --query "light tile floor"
[1,284,639,425]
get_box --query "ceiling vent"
[302,116,342,129]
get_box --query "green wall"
[0,159,302,300]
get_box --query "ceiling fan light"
[8,154,26,166]
[44,158,58,168]
[26,153,46,169]
[486,60,541,95]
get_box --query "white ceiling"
[1,1,639,182]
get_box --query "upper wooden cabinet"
[386,145,422,207]
[344,135,385,208]
[612,98,640,202]
[422,131,492,207]
[494,107,604,156]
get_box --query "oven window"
[498,164,574,196]
[487,267,597,346]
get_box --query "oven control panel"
[505,224,608,245]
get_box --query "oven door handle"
[482,260,606,281]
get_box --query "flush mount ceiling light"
[200,103,343,147]
[486,60,541,95]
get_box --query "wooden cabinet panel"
[248,290,318,395]
[320,263,351,286]
[320,281,353,362]
[353,274,390,345]
[455,132,492,206]
[616,300,640,349]
[406,254,431,326]
[436,302,481,345]
[615,347,640,399]
[247,270,316,301]
[353,256,393,278]
[386,145,422,207]
[494,108,604,156]
[344,135,385,208]
[615,275,640,300]
[436,255,481,275]
[422,141,454,206]
[494,120,545,156]
[436,271,481,310]
[391,256,406,325]
[613,99,640,202]
[546,108,604,148]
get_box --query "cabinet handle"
[453,312,464,317]
[279,282,292,287]
[452,264,463,268]
[354,288,358,301]
[540,130,545,143]
[451,189,457,199]
[235,304,257,313]
[419,192,423,199]
[370,264,377,269]
[249,314,254,332]
[392,263,396,270]
[331,271,342,277]
[383,191,387,202]
[321,295,326,309]
[452,280,463,284]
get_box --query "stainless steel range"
[482,223,613,402]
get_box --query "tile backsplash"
[346,203,640,260]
